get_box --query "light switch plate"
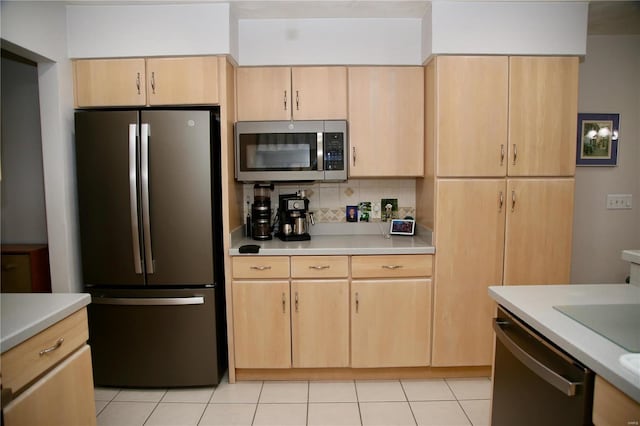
[606,194,632,210]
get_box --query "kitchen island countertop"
[489,284,640,403]
[1,293,91,353]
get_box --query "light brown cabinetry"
[592,375,640,426]
[351,255,432,368]
[347,67,424,177]
[432,56,578,178]
[74,56,219,107]
[2,308,96,426]
[236,66,347,121]
[423,55,579,367]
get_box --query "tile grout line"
[399,380,419,426]
[445,379,475,426]
[354,380,364,426]
[195,385,217,425]
[141,389,167,426]
[250,381,264,426]
[306,381,310,426]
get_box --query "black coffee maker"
[251,184,273,240]
[277,192,311,241]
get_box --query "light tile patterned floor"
[95,376,491,426]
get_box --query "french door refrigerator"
[74,108,226,387]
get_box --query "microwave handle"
[317,132,324,171]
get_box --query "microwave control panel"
[324,133,345,170]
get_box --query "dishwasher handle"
[493,318,583,397]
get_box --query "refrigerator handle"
[141,123,155,274]
[91,296,204,306]
[129,124,143,274]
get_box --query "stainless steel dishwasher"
[491,306,595,426]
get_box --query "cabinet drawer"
[1,255,32,292]
[232,256,290,279]
[1,308,89,395]
[291,256,349,278]
[351,255,432,278]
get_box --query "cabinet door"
[503,178,575,285]
[232,281,291,368]
[291,67,347,120]
[508,57,579,176]
[351,279,431,367]
[146,57,218,105]
[237,67,291,121]
[74,59,146,107]
[291,280,349,368]
[3,345,96,426]
[435,56,509,177]
[432,179,506,366]
[348,67,424,177]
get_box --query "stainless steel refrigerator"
[74,108,226,387]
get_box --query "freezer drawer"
[87,287,224,387]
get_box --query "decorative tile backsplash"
[242,179,416,223]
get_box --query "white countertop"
[1,293,92,353]
[230,223,434,256]
[489,284,640,403]
[623,249,640,264]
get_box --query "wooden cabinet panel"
[291,280,349,368]
[290,256,349,278]
[508,57,579,176]
[3,345,96,426]
[348,67,424,177]
[74,59,146,107]
[236,67,291,121]
[432,179,505,366]
[291,67,347,120]
[232,281,291,368]
[1,245,51,293]
[351,279,431,367]
[503,178,575,285]
[435,56,509,177]
[232,256,290,279]
[351,254,432,279]
[146,57,218,105]
[2,308,89,394]
[592,375,640,426]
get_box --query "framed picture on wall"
[576,113,620,166]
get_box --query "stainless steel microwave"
[235,120,347,182]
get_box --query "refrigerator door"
[87,287,223,387]
[142,110,214,285]
[75,111,145,286]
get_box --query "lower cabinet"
[3,346,96,426]
[232,280,291,368]
[351,278,431,367]
[231,254,433,371]
[291,279,350,368]
[592,375,640,426]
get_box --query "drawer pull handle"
[382,265,402,270]
[39,338,64,356]
[250,265,272,271]
[309,265,330,270]
[355,292,359,313]
[2,264,18,271]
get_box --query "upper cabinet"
[508,57,578,177]
[435,56,509,177]
[146,57,219,106]
[348,66,424,177]
[236,66,347,121]
[74,56,219,107]
[433,56,578,178]
[74,58,147,107]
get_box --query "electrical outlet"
[606,194,632,210]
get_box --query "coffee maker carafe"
[277,192,311,241]
[251,184,273,240]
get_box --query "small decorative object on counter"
[358,202,371,222]
[346,205,358,222]
[381,198,398,222]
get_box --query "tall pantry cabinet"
[419,56,579,367]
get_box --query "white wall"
[1,57,48,244]
[571,35,640,284]
[424,1,588,61]
[66,3,231,58]
[238,18,422,65]
[1,1,81,293]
